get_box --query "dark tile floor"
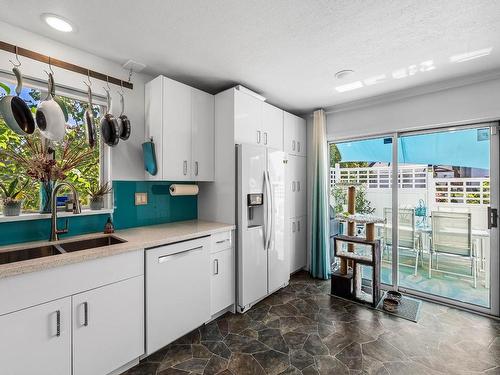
[122,271,500,375]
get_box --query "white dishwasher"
[145,236,210,355]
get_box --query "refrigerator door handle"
[266,170,274,250]
[264,170,272,250]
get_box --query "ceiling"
[1,0,500,114]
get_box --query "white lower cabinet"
[0,297,72,375]
[290,216,307,273]
[72,276,144,375]
[210,247,234,315]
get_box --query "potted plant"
[88,182,112,210]
[0,178,30,216]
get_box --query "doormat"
[376,291,422,323]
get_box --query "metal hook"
[9,46,21,67]
[83,69,92,88]
[105,75,111,91]
[48,56,54,75]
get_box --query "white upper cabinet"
[234,90,284,150]
[287,154,307,218]
[163,77,193,181]
[284,112,306,157]
[262,102,284,150]
[234,89,263,145]
[192,88,215,181]
[145,76,215,181]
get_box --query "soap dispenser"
[104,216,115,234]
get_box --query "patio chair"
[429,211,477,288]
[383,208,420,276]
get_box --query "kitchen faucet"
[50,182,82,241]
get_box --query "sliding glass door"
[396,125,499,314]
[329,123,499,316]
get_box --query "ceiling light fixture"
[335,81,363,93]
[334,70,354,80]
[450,48,493,63]
[41,13,74,32]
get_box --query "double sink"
[0,236,127,266]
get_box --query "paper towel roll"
[169,184,199,196]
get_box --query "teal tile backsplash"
[112,181,197,229]
[0,181,198,246]
[0,214,110,246]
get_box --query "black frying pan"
[100,88,120,146]
[118,91,131,140]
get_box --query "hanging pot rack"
[0,41,133,90]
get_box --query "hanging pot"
[117,91,131,140]
[100,88,120,146]
[0,66,35,135]
[36,73,66,141]
[84,83,96,148]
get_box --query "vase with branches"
[0,136,95,213]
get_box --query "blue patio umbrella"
[336,128,490,169]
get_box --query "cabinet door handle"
[297,181,301,192]
[183,160,188,175]
[264,132,268,145]
[257,130,261,144]
[297,220,301,232]
[195,161,199,176]
[297,141,301,152]
[292,221,296,232]
[83,302,89,327]
[292,140,296,151]
[292,181,296,192]
[55,310,61,337]
[214,259,219,275]
[216,239,229,245]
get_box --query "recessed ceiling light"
[41,13,74,32]
[335,81,363,93]
[334,70,354,80]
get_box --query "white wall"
[0,21,153,180]
[326,73,500,140]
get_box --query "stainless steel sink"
[58,236,126,253]
[0,245,63,265]
[0,236,127,265]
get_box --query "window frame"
[0,70,111,219]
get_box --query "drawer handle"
[214,259,219,275]
[297,181,301,192]
[297,221,301,232]
[292,140,296,151]
[292,181,296,192]
[216,239,229,244]
[257,130,261,144]
[264,132,268,145]
[158,246,203,263]
[55,310,61,337]
[297,141,301,152]
[292,221,296,232]
[83,302,89,327]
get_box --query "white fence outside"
[330,164,490,230]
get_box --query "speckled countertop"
[0,220,235,279]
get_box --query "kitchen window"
[0,78,106,215]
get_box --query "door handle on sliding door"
[488,207,498,229]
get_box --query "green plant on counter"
[88,181,112,199]
[0,178,30,204]
[0,83,101,212]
